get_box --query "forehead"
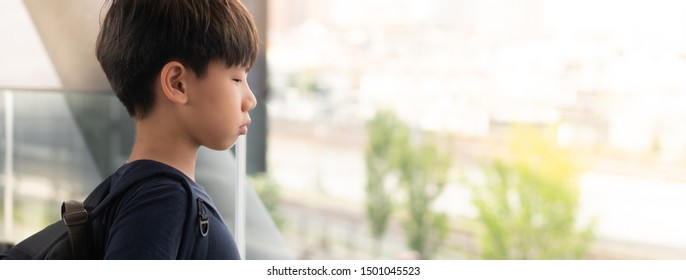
[207,60,249,74]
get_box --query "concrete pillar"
[243,0,269,175]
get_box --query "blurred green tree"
[364,111,451,259]
[395,135,451,259]
[364,111,405,239]
[471,125,595,259]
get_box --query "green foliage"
[471,125,595,259]
[249,173,285,230]
[364,111,452,259]
[395,134,452,259]
[364,111,406,239]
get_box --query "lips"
[239,120,251,135]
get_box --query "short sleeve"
[104,180,188,260]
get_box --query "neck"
[128,117,199,181]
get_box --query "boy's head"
[96,0,259,119]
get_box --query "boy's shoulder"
[99,160,213,259]
[113,160,190,183]
[107,159,192,199]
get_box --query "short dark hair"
[96,0,259,118]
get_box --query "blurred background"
[3,0,686,259]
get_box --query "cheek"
[209,93,242,130]
[220,92,243,117]
[198,81,242,120]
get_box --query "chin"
[205,137,238,151]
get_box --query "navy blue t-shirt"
[101,160,240,259]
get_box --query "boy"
[94,0,258,259]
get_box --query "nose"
[243,84,257,112]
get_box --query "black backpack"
[0,161,210,259]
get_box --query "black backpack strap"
[61,200,89,259]
[197,198,210,237]
[184,198,209,259]
[175,185,210,259]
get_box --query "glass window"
[265,0,686,259]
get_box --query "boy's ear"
[160,61,189,105]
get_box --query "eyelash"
[233,79,242,83]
